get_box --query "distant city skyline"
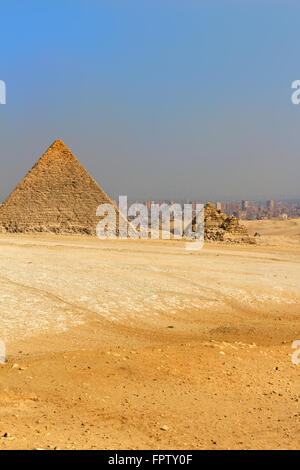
[1,1,300,203]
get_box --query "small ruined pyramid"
[185,202,253,243]
[203,203,254,243]
[0,140,119,235]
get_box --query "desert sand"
[0,220,299,449]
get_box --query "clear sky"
[0,0,299,202]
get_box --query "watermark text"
[0,80,6,104]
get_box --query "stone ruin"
[203,202,254,243]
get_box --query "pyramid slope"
[0,140,118,235]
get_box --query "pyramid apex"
[48,139,69,151]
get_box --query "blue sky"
[0,0,299,201]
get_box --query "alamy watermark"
[0,80,6,104]
[291,340,300,365]
[291,80,300,105]
[0,341,6,364]
[96,196,204,250]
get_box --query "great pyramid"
[0,140,120,235]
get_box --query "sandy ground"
[0,221,299,449]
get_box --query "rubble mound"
[204,203,254,243]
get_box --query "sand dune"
[0,225,299,449]
[244,218,300,241]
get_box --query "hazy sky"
[1,0,300,202]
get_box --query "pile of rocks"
[204,203,254,243]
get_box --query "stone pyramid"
[0,140,120,235]
[203,203,254,243]
[177,202,253,244]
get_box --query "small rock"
[160,425,169,431]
